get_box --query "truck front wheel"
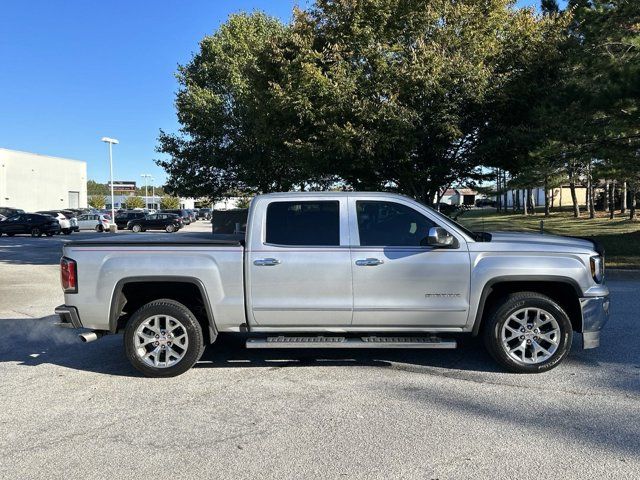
[124,299,205,377]
[483,292,573,373]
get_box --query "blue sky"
[1,0,545,187]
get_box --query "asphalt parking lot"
[0,225,638,479]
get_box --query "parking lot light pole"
[101,137,119,227]
[151,177,155,210]
[141,174,152,210]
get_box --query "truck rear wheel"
[483,292,572,373]
[124,299,205,377]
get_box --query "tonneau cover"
[66,232,242,247]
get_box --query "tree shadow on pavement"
[0,236,66,265]
[393,380,640,459]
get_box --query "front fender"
[467,252,592,333]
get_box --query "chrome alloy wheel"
[134,315,189,368]
[501,307,560,364]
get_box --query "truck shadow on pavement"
[2,316,639,397]
[0,316,505,377]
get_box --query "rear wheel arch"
[472,277,583,336]
[109,277,218,344]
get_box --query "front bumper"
[580,295,610,349]
[54,304,82,329]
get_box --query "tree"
[160,196,181,210]
[505,0,640,219]
[87,180,109,195]
[123,196,145,209]
[157,13,297,200]
[88,195,106,209]
[157,2,566,204]
[235,196,252,209]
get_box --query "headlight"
[590,255,604,283]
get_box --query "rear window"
[266,201,340,246]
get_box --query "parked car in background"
[36,211,79,235]
[0,207,25,218]
[77,213,111,232]
[126,213,183,233]
[186,209,196,223]
[0,213,60,237]
[98,210,112,220]
[198,208,212,220]
[161,209,191,225]
[62,208,85,217]
[475,198,496,208]
[114,211,146,229]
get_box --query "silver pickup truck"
[55,192,609,377]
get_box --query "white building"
[99,195,245,211]
[104,195,196,210]
[0,148,87,211]
[440,188,479,206]
[212,197,244,210]
[500,186,588,208]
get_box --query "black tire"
[124,299,205,378]
[165,224,175,233]
[63,230,72,235]
[31,227,42,237]
[7,233,14,237]
[131,224,142,233]
[95,225,104,232]
[483,292,572,373]
[45,232,54,237]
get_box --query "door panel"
[351,247,470,326]
[349,198,471,327]
[249,248,353,326]
[247,198,352,327]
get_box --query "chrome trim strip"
[354,307,468,312]
[250,326,465,333]
[252,307,466,313]
[252,307,352,312]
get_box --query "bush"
[160,196,181,210]
[88,195,106,209]
[123,196,145,209]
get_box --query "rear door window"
[266,201,340,246]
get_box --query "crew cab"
[55,192,609,377]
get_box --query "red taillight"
[60,257,77,293]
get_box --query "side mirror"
[424,227,455,247]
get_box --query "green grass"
[457,208,640,269]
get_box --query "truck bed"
[63,231,246,333]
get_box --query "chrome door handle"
[355,258,384,266]
[254,258,281,266]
